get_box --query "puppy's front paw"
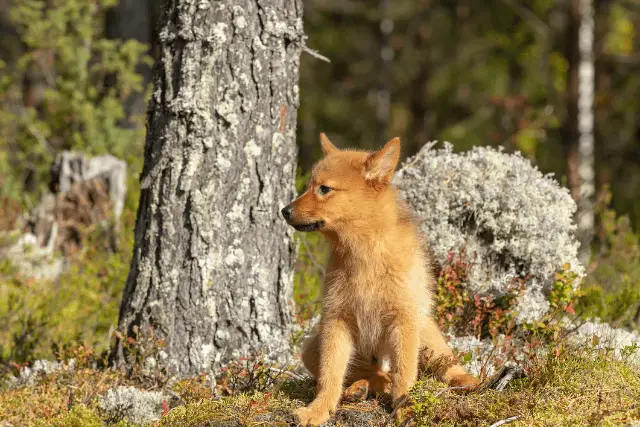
[295,405,331,426]
[449,373,480,392]
[343,379,369,402]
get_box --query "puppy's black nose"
[281,205,294,220]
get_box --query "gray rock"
[394,142,585,323]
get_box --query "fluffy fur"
[282,134,479,426]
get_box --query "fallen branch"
[480,362,526,392]
[389,395,410,419]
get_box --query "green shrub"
[0,209,135,366]
[578,204,640,328]
[35,405,103,427]
[0,0,150,204]
[292,231,327,323]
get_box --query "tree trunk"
[576,0,595,265]
[564,0,580,202]
[113,0,303,376]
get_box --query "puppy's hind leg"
[419,317,479,390]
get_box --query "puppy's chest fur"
[323,251,431,356]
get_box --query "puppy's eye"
[317,185,333,196]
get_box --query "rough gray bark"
[114,0,302,376]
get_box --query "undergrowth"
[0,206,135,368]
[2,181,639,425]
[577,190,640,328]
[1,339,639,426]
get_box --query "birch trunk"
[576,0,595,264]
[113,0,303,376]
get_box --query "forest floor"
[2,186,640,426]
[2,340,640,427]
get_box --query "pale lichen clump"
[394,142,585,323]
[99,386,167,424]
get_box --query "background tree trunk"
[576,0,595,265]
[564,0,580,203]
[564,0,595,265]
[113,0,303,376]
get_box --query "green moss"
[35,406,103,427]
[160,392,299,426]
[158,348,640,426]
[1,343,639,426]
[408,347,640,426]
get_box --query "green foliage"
[0,210,135,366]
[605,3,635,56]
[292,231,327,324]
[299,0,640,230]
[435,250,522,340]
[523,263,582,340]
[34,406,104,427]
[577,200,640,328]
[0,0,150,203]
[548,264,580,313]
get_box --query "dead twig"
[302,45,331,63]
[299,233,326,276]
[489,415,521,427]
[434,384,476,397]
[480,362,525,392]
[268,367,304,381]
[389,395,410,420]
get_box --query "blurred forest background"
[0,0,639,370]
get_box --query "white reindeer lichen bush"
[394,142,585,323]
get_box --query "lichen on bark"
[113,0,303,376]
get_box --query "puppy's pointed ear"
[364,137,401,184]
[320,133,338,155]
